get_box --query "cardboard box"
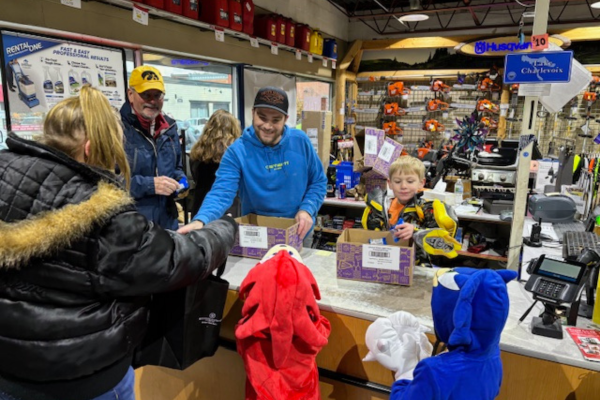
[230,214,302,259]
[364,169,388,194]
[302,111,332,171]
[353,127,385,171]
[373,137,403,178]
[336,229,415,286]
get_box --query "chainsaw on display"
[430,79,452,94]
[383,121,403,136]
[388,81,411,97]
[423,119,445,133]
[426,98,450,112]
[383,102,407,117]
[476,99,500,113]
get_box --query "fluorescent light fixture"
[398,14,429,22]
[592,1,600,8]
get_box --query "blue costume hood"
[432,267,517,354]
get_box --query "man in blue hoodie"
[178,87,326,239]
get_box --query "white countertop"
[222,248,600,372]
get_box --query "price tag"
[271,43,278,55]
[61,0,81,8]
[308,53,313,63]
[322,58,328,67]
[215,28,225,42]
[332,60,336,69]
[362,245,400,270]
[378,141,396,163]
[239,226,269,249]
[132,4,149,25]
[250,37,259,48]
[531,33,549,51]
[295,50,302,60]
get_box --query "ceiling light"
[592,1,600,8]
[398,14,429,22]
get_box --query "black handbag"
[133,262,229,370]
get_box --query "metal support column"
[507,0,551,271]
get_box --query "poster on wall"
[1,31,126,139]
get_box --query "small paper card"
[239,226,269,249]
[362,245,400,271]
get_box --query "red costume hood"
[235,250,331,400]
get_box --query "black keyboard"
[553,222,586,242]
[563,231,600,260]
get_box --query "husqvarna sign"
[456,36,569,57]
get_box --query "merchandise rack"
[100,0,337,68]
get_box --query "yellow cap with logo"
[129,65,165,93]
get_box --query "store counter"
[134,249,600,400]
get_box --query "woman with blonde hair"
[0,85,237,400]
[189,109,242,216]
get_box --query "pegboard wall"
[347,73,600,158]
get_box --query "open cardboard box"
[230,214,302,259]
[354,127,385,171]
[336,229,415,286]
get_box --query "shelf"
[456,250,507,262]
[102,0,336,68]
[314,227,344,234]
[323,198,367,209]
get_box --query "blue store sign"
[504,51,573,84]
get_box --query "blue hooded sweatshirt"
[193,125,326,225]
[390,267,517,400]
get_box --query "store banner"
[1,31,126,136]
[242,68,297,128]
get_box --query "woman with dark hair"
[189,109,242,217]
[0,85,237,400]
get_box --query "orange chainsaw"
[426,98,450,112]
[388,81,411,97]
[476,99,499,113]
[383,102,407,116]
[423,119,445,133]
[481,116,498,130]
[478,77,501,92]
[431,79,451,93]
[383,121,403,136]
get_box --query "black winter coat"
[0,133,237,400]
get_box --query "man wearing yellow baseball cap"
[120,65,189,230]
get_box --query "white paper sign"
[308,54,313,63]
[271,43,278,55]
[362,245,400,270]
[332,60,337,69]
[365,134,378,155]
[133,5,149,25]
[61,0,81,8]
[295,50,302,60]
[322,58,328,67]
[215,29,225,42]
[519,84,551,97]
[239,226,269,249]
[250,37,259,48]
[535,160,560,193]
[378,141,396,163]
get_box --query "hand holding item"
[393,222,415,241]
[175,176,190,199]
[177,220,204,234]
[154,176,180,196]
[295,210,313,239]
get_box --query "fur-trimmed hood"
[0,182,133,269]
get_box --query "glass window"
[141,53,235,152]
[296,78,332,128]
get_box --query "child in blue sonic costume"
[390,267,518,400]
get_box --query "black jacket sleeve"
[92,212,237,297]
